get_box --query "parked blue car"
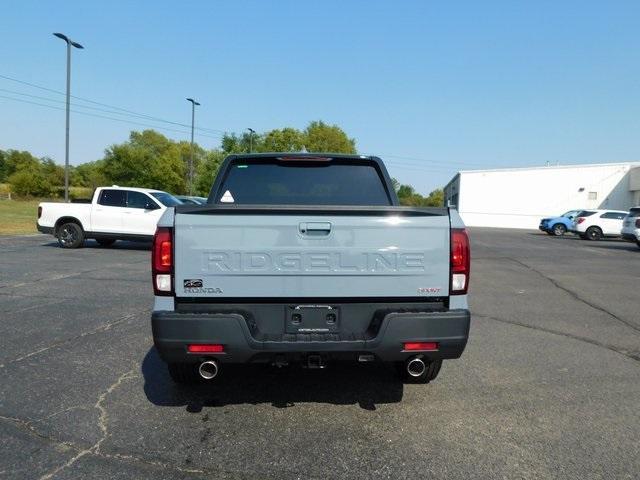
[539,210,582,236]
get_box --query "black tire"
[96,238,116,247]
[636,241,640,249]
[167,363,201,384]
[551,223,567,236]
[585,226,603,241]
[56,222,84,248]
[395,358,442,384]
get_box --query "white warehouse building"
[444,162,640,229]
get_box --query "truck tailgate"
[173,208,450,299]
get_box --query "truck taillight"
[37,206,42,219]
[577,217,585,224]
[152,227,173,295]
[450,228,470,295]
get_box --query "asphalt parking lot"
[1,229,639,479]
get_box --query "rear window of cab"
[216,161,392,206]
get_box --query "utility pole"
[53,33,83,202]
[186,98,200,195]
[247,128,255,153]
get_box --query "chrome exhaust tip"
[407,357,426,377]
[198,360,219,380]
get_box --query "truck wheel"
[585,226,603,241]
[96,238,116,247]
[395,359,442,384]
[551,223,567,236]
[167,363,200,384]
[57,222,84,248]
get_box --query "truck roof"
[223,152,381,161]
[101,185,166,194]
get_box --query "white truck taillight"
[152,227,173,296]
[450,228,470,295]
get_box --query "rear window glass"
[216,161,391,206]
[601,212,627,219]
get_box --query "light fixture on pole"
[53,32,83,203]
[247,128,255,153]
[186,98,200,196]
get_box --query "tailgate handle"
[299,222,332,236]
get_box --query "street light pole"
[186,98,200,196]
[247,128,255,153]
[53,33,83,203]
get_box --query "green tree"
[7,170,53,197]
[40,158,65,187]
[3,150,40,177]
[0,149,6,182]
[262,127,305,152]
[194,150,225,196]
[102,130,187,194]
[303,121,356,154]
[424,188,444,207]
[393,177,444,207]
[72,160,108,189]
[221,132,264,154]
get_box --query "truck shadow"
[40,240,151,250]
[142,348,404,411]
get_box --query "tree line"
[0,120,443,206]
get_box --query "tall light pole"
[247,128,255,153]
[186,98,200,196]
[53,33,83,203]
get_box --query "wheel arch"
[54,216,85,235]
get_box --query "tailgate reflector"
[403,342,439,351]
[188,344,224,353]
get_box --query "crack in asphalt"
[2,379,304,480]
[504,256,640,334]
[37,368,139,480]
[0,414,78,451]
[0,309,147,369]
[474,312,640,363]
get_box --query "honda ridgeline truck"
[151,154,471,384]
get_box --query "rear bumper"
[37,223,53,234]
[152,309,470,364]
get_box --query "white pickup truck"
[37,186,182,248]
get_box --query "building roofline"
[456,161,640,175]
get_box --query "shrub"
[7,170,53,197]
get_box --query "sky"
[1,0,639,193]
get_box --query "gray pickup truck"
[151,153,470,385]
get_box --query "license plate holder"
[285,305,340,334]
